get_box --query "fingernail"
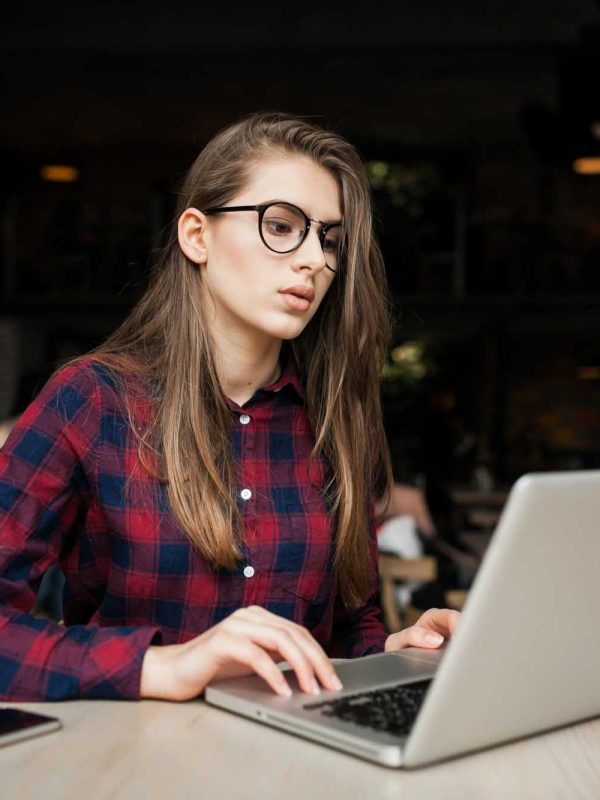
[330,674,343,691]
[425,632,444,645]
[311,678,321,695]
[279,681,293,697]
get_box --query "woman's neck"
[213,331,282,407]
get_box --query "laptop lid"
[403,470,600,766]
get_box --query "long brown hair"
[87,111,392,608]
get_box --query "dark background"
[1,0,600,494]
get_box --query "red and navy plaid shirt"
[0,352,386,701]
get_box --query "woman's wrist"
[140,644,177,700]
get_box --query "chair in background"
[378,552,437,633]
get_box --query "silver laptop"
[205,471,600,768]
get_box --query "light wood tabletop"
[1,698,599,800]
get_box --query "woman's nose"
[292,226,327,271]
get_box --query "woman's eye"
[265,219,293,235]
[324,237,339,252]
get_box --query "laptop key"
[304,680,432,737]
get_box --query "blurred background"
[1,1,599,569]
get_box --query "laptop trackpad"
[395,646,446,665]
[213,649,444,701]
[298,649,442,695]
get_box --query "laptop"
[205,471,600,768]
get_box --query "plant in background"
[381,340,433,410]
[367,161,439,218]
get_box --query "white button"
[243,565,255,578]
[240,488,252,501]
[239,414,251,425]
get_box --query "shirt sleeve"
[0,363,162,701]
[327,500,388,658]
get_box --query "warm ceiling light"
[578,367,600,380]
[40,165,79,183]
[572,157,600,175]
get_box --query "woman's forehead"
[238,155,342,220]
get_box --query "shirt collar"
[261,344,305,400]
[223,344,305,412]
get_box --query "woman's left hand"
[384,608,461,652]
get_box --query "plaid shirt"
[0,353,386,701]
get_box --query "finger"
[266,624,343,693]
[416,608,461,637]
[384,625,445,652]
[235,607,343,692]
[208,631,293,697]
[250,610,342,690]
[290,626,344,692]
[222,618,323,695]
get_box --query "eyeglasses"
[202,201,343,273]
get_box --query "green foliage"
[381,341,434,410]
[367,161,439,217]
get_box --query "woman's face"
[182,155,342,346]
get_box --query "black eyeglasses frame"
[202,201,343,273]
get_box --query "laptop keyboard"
[303,680,432,737]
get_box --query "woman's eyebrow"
[311,212,343,225]
[263,198,342,223]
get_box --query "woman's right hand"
[140,605,344,701]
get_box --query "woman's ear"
[177,208,209,266]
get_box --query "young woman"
[0,112,459,703]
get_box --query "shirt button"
[243,565,255,578]
[239,414,251,425]
[240,488,252,501]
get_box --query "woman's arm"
[0,364,162,701]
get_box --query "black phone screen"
[0,708,60,735]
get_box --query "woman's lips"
[278,285,314,312]
[280,292,312,312]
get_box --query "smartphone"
[0,708,62,748]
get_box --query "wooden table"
[2,699,599,800]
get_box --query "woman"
[0,112,459,703]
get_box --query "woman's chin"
[257,315,310,342]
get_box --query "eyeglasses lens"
[321,230,341,270]
[261,203,306,253]
[261,203,340,269]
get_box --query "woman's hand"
[384,608,461,652]
[140,606,343,702]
